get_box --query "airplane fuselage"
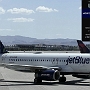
[1,53,90,74]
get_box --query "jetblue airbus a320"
[0,40,90,84]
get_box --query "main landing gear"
[34,76,66,84]
[59,75,66,83]
[34,78,42,84]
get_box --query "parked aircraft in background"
[77,40,90,53]
[0,40,90,84]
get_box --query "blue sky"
[0,0,81,39]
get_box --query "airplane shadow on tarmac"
[0,79,90,86]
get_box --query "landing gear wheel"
[38,79,42,83]
[59,77,66,83]
[34,79,38,84]
[34,79,42,84]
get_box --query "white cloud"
[36,6,59,12]
[54,9,59,12]
[79,6,81,9]
[0,29,14,31]
[7,8,35,14]
[7,17,34,22]
[0,7,5,14]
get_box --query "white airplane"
[0,41,90,84]
[72,40,90,79]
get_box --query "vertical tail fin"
[77,40,90,53]
[0,41,8,54]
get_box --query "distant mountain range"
[0,35,89,46]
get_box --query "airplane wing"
[1,63,62,72]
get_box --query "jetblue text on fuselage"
[66,56,90,65]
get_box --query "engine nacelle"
[35,69,60,81]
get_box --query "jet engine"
[35,69,60,81]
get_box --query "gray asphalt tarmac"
[0,65,90,90]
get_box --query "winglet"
[77,40,90,53]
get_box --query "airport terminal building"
[5,44,79,51]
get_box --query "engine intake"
[35,69,60,81]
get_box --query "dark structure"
[4,43,81,51]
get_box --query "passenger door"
[52,58,59,65]
[2,55,7,63]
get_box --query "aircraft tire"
[34,79,42,84]
[59,77,66,82]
